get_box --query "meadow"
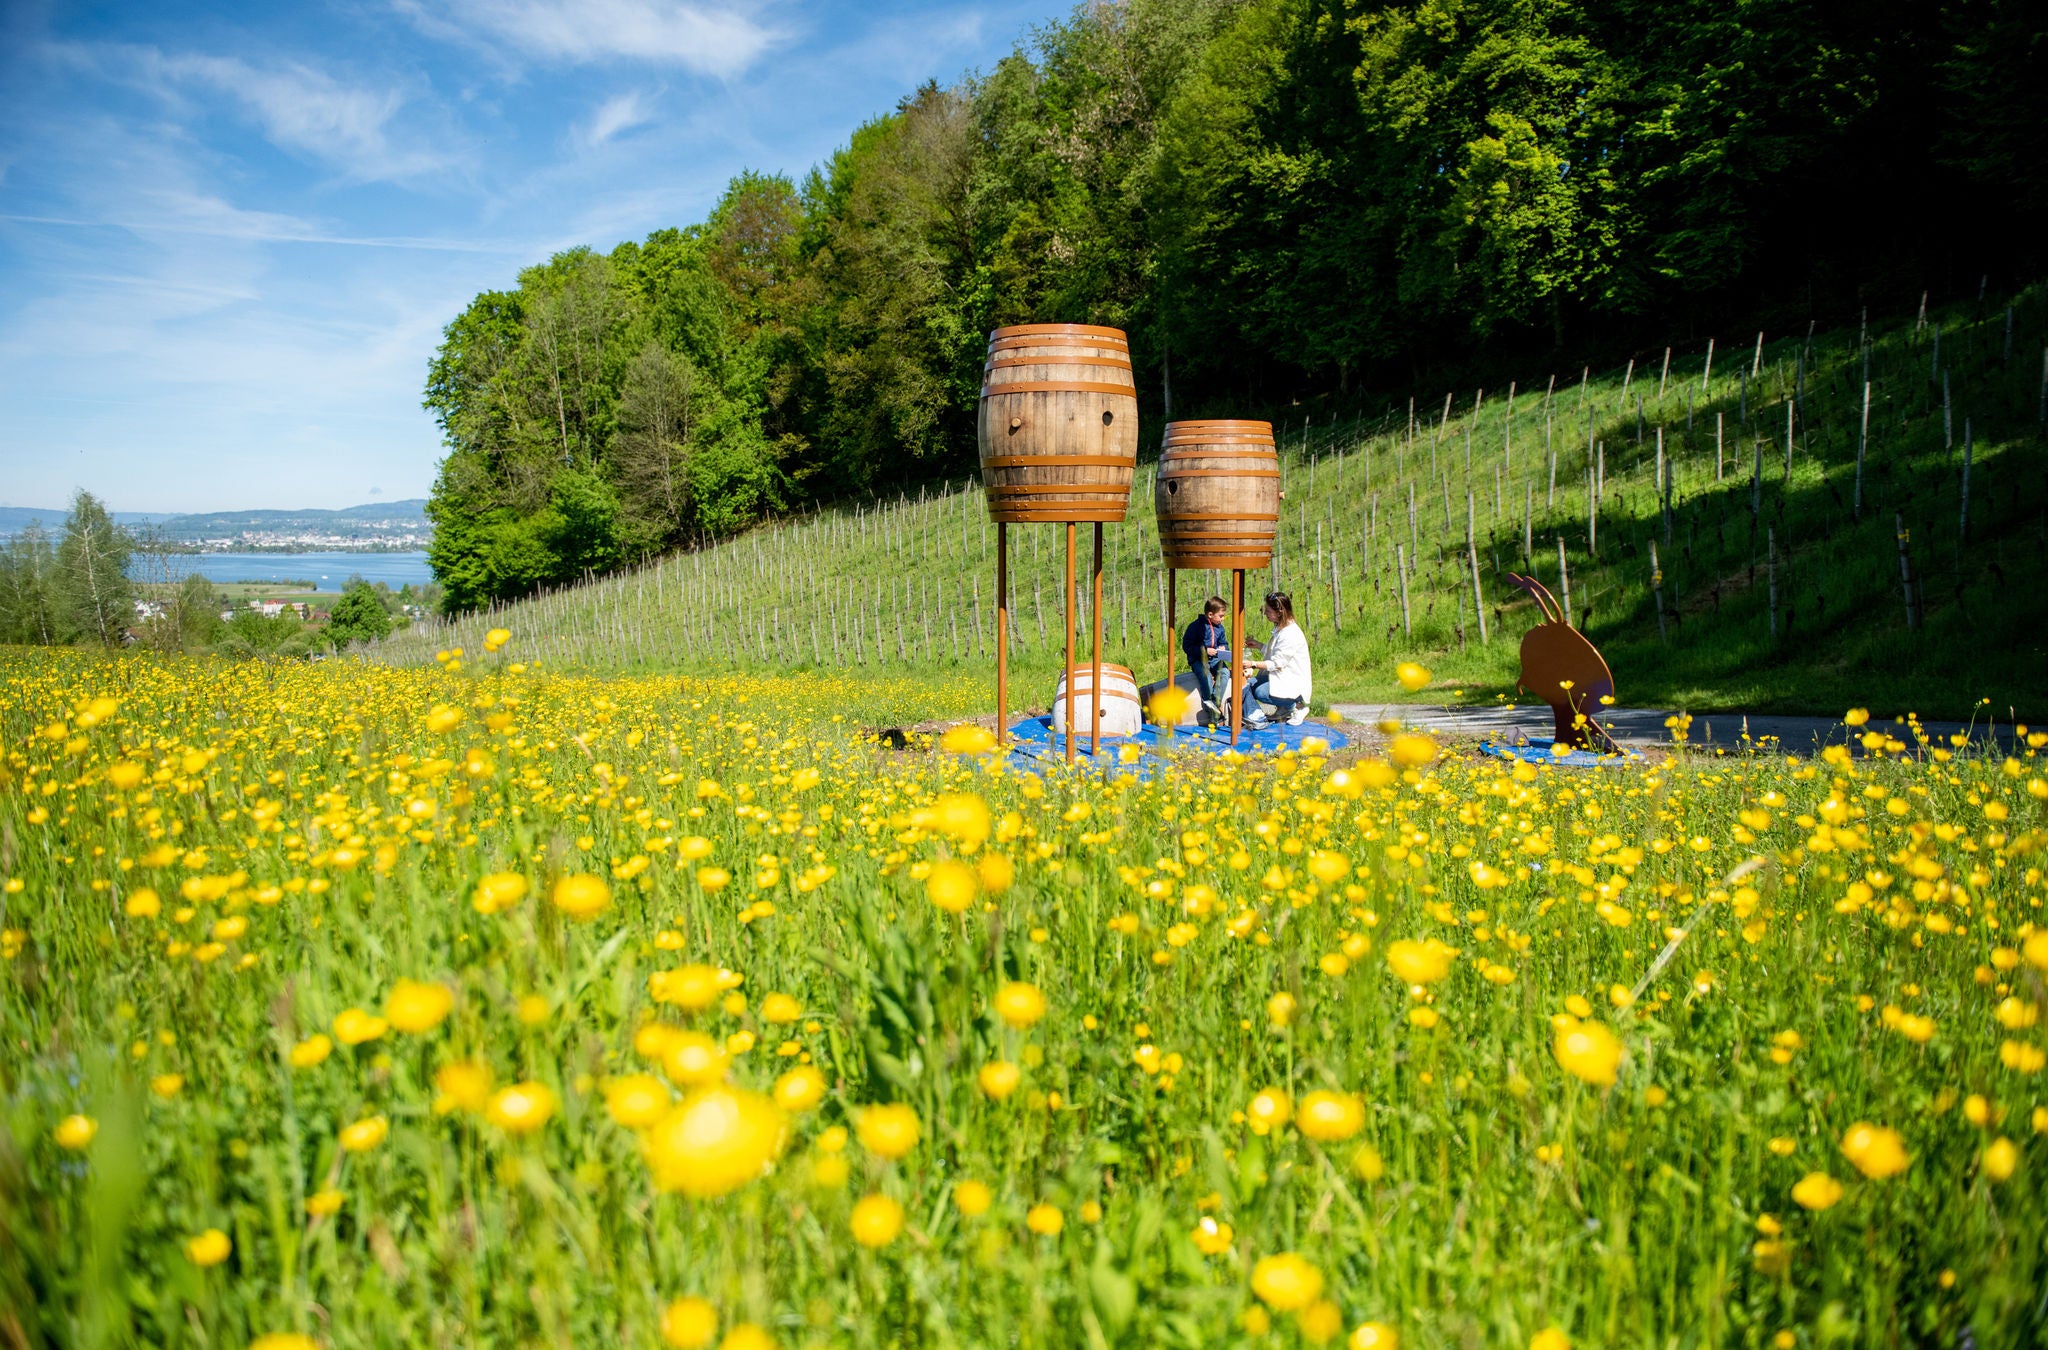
[4,639,2046,1348]
[369,290,2048,721]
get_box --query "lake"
[134,551,435,590]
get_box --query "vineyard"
[370,290,2048,720]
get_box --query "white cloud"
[406,0,783,77]
[47,42,453,183]
[584,89,654,145]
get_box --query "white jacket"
[1259,621,1312,701]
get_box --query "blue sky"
[0,0,1066,513]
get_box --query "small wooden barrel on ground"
[979,324,1138,523]
[1155,420,1280,569]
[1052,663,1142,738]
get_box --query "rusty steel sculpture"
[1502,573,1624,754]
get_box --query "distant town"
[0,499,432,551]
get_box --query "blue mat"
[1477,737,1641,768]
[994,715,1350,778]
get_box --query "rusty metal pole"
[1091,523,1104,756]
[1230,568,1244,748]
[995,522,1008,746]
[1165,567,1176,686]
[1065,522,1077,764]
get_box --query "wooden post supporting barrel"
[978,323,1138,763]
[1155,420,1279,748]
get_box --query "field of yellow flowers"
[3,641,2046,1350]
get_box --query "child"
[1179,596,1230,720]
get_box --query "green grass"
[367,292,2048,720]
[4,644,2046,1348]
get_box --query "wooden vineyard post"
[1896,513,1917,631]
[996,523,1008,745]
[1065,522,1077,764]
[1397,544,1412,636]
[1091,523,1104,756]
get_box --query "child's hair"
[1263,591,1294,621]
[1203,596,1227,615]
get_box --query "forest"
[422,0,2045,613]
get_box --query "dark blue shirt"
[1182,615,1224,668]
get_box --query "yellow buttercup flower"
[604,1074,673,1129]
[385,978,454,1034]
[1025,1203,1064,1236]
[433,1060,494,1115]
[857,1103,921,1159]
[332,1008,387,1046]
[1296,1090,1365,1142]
[1790,1172,1842,1210]
[1250,1252,1323,1311]
[487,1081,558,1134]
[551,873,612,920]
[1385,938,1457,986]
[472,872,528,914]
[1840,1123,1909,1179]
[289,1034,333,1068]
[645,1088,785,1198]
[184,1228,231,1266]
[662,1031,728,1087]
[993,981,1046,1029]
[760,993,801,1024]
[1246,1087,1293,1135]
[1192,1215,1234,1254]
[850,1193,905,1247]
[1552,1020,1624,1087]
[953,1179,993,1216]
[926,859,977,914]
[771,1066,826,1113]
[1395,662,1431,692]
[305,1189,344,1217]
[661,1296,718,1349]
[1349,1322,1399,1350]
[339,1115,389,1152]
[978,1060,1021,1100]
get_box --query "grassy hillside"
[365,291,2048,720]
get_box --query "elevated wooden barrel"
[979,324,1138,523]
[1155,420,1280,569]
[1051,663,1142,737]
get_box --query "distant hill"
[0,506,174,534]
[0,500,431,548]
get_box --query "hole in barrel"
[1101,410,1114,426]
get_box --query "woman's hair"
[1263,591,1294,621]
[1203,596,1227,615]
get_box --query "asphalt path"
[1330,703,2030,756]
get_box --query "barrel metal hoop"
[983,355,1132,370]
[1154,511,1280,522]
[983,455,1136,469]
[980,381,1136,397]
[1155,468,1280,478]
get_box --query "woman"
[1241,591,1311,727]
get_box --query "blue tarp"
[1476,737,1642,768]
[993,715,1351,778]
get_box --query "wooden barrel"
[979,324,1138,523]
[1052,663,1143,737]
[1155,420,1280,569]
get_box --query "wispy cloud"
[584,89,654,145]
[402,0,784,77]
[48,41,454,184]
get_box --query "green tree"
[0,523,60,644]
[325,580,394,649]
[55,490,134,645]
